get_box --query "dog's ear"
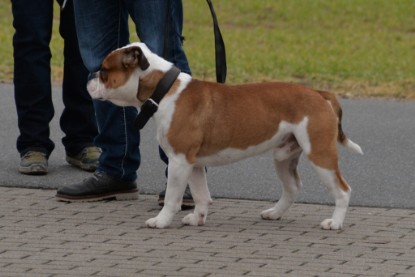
[122,46,150,70]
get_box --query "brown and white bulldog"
[88,42,363,230]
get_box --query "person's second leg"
[127,0,194,207]
[56,0,139,201]
[12,0,55,174]
[57,0,100,171]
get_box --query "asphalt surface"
[1,83,414,208]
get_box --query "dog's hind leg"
[146,157,193,228]
[305,116,351,230]
[261,138,303,221]
[312,164,351,230]
[182,167,213,226]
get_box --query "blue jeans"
[12,0,97,157]
[73,0,191,182]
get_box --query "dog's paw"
[145,217,170,229]
[260,208,283,220]
[182,213,206,226]
[320,218,342,230]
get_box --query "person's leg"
[12,0,55,157]
[165,0,191,75]
[58,0,98,156]
[56,0,140,201]
[127,0,191,166]
[73,0,129,72]
[132,0,191,166]
[73,0,140,182]
[127,0,191,74]
[126,0,193,207]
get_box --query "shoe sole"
[66,157,97,172]
[18,165,48,175]
[55,189,139,203]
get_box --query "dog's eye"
[100,69,109,82]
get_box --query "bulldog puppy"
[88,42,363,230]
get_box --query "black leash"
[206,0,227,84]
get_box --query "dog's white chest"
[154,74,191,153]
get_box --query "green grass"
[1,0,415,99]
[0,2,15,81]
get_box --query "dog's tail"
[316,90,364,155]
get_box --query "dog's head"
[87,42,173,107]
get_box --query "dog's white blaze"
[195,117,310,167]
[128,42,172,74]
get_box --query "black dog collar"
[134,66,181,130]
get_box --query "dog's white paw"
[260,208,283,220]
[145,217,170,229]
[182,213,206,226]
[320,218,342,230]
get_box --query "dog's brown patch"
[100,51,137,89]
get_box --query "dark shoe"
[158,185,194,210]
[55,172,138,202]
[18,151,48,175]
[66,146,101,172]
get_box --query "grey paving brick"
[0,187,414,276]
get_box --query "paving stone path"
[0,187,414,276]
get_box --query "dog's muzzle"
[87,72,105,100]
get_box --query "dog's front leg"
[146,158,193,228]
[182,167,212,226]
